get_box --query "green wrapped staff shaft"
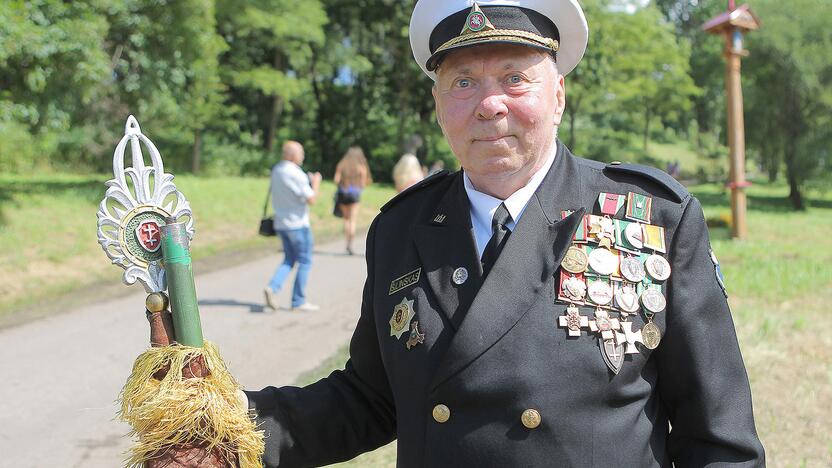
[161,217,204,347]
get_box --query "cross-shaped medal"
[589,309,621,340]
[619,321,644,354]
[558,304,589,336]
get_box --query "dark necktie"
[481,203,512,278]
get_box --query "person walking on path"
[333,146,372,255]
[264,140,322,311]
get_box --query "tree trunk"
[265,51,284,153]
[787,168,804,210]
[192,128,201,175]
[783,86,805,211]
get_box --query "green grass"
[294,180,832,467]
[0,173,395,317]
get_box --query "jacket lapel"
[430,142,587,389]
[414,174,483,330]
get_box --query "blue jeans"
[267,227,313,307]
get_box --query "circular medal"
[641,288,666,313]
[452,267,469,285]
[620,256,646,283]
[587,279,613,306]
[588,248,617,276]
[641,322,661,349]
[563,276,587,301]
[625,222,644,249]
[561,246,589,274]
[645,254,671,281]
[615,284,641,313]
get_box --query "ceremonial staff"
[97,116,263,467]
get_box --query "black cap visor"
[427,6,560,72]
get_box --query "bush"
[201,134,269,177]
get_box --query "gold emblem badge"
[389,297,415,339]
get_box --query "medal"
[598,192,626,216]
[590,309,624,373]
[389,297,415,339]
[562,275,587,302]
[600,338,625,375]
[587,279,613,306]
[406,321,426,349]
[562,245,589,274]
[640,287,666,313]
[625,192,653,223]
[642,224,667,253]
[615,283,641,313]
[558,304,589,337]
[588,215,615,248]
[619,321,644,354]
[624,222,644,249]
[620,255,646,283]
[588,247,618,276]
[641,321,661,349]
[645,254,671,281]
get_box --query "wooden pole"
[724,33,748,240]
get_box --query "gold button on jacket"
[521,409,541,429]
[432,404,450,423]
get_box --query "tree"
[217,0,327,154]
[0,0,110,171]
[605,6,700,153]
[744,0,832,209]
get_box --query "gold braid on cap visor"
[435,28,560,55]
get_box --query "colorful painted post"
[161,217,204,347]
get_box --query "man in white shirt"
[264,140,322,311]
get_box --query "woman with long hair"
[333,147,372,255]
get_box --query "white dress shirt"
[464,148,557,259]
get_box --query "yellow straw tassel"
[118,341,264,467]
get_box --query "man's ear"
[553,74,566,126]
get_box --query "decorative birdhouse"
[703,2,761,54]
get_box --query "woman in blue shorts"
[333,147,372,255]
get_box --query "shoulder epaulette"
[603,162,688,203]
[380,170,451,213]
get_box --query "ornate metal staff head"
[97,116,194,292]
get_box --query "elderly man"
[150,1,765,466]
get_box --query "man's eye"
[455,79,471,88]
[508,74,523,84]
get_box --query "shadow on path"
[198,299,266,313]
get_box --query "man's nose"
[475,84,509,120]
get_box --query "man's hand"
[307,171,323,204]
[146,444,235,468]
[142,293,240,468]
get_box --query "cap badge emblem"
[462,3,495,35]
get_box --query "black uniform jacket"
[246,141,765,467]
